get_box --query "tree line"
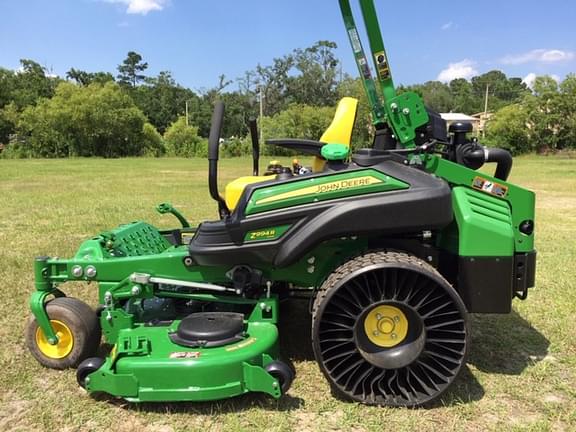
[0,42,574,158]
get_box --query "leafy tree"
[398,81,453,113]
[471,70,530,113]
[337,76,373,149]
[164,116,207,157]
[142,122,165,157]
[183,96,213,138]
[247,41,341,116]
[11,81,158,158]
[0,60,60,144]
[133,71,199,134]
[523,76,563,152]
[485,74,576,154]
[238,70,257,95]
[117,51,148,87]
[253,55,294,116]
[188,82,256,139]
[556,74,576,149]
[219,92,256,138]
[11,59,59,107]
[261,104,335,156]
[484,104,530,154]
[0,103,18,146]
[66,68,114,86]
[287,40,340,107]
[221,136,252,158]
[0,69,16,143]
[0,59,60,112]
[215,74,233,93]
[0,68,14,108]
[449,78,476,113]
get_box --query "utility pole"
[482,84,490,138]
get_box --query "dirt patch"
[0,395,34,432]
[542,393,568,404]
[294,412,318,432]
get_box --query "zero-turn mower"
[26,0,536,407]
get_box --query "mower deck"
[87,319,281,402]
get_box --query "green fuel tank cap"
[321,143,350,161]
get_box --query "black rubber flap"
[169,312,245,348]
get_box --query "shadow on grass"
[278,299,315,362]
[96,391,305,415]
[467,310,550,375]
[432,309,549,407]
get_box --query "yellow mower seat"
[313,96,358,172]
[225,175,271,210]
[224,97,359,211]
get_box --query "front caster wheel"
[265,360,295,394]
[26,297,101,369]
[312,251,469,407]
[77,357,105,388]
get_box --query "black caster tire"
[312,251,469,407]
[266,360,295,394]
[26,297,101,369]
[77,357,105,388]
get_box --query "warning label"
[472,176,508,198]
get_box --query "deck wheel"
[77,357,105,388]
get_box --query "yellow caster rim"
[35,320,74,359]
[364,305,408,348]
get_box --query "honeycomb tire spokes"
[313,253,468,407]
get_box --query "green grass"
[0,155,575,432]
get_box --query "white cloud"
[501,49,575,65]
[103,0,169,15]
[523,72,561,89]
[441,21,453,31]
[522,73,537,89]
[437,59,478,82]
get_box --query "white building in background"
[440,113,480,131]
[440,112,492,135]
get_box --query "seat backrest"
[313,97,359,172]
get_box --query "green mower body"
[26,0,536,407]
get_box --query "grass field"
[0,155,575,432]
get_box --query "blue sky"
[1,0,574,90]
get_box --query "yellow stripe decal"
[255,175,383,205]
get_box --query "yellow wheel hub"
[364,305,408,348]
[35,320,74,359]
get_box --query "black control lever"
[208,101,230,219]
[248,119,260,176]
